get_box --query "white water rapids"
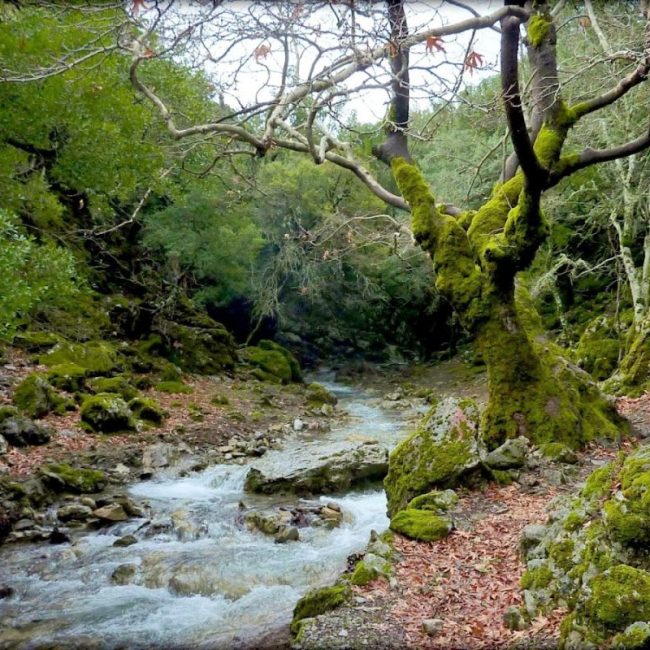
[0,376,410,649]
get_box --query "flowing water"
[0,376,411,649]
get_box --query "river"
[0,375,412,649]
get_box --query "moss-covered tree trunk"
[375,1,627,450]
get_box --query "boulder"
[129,397,164,424]
[88,375,138,400]
[0,434,7,455]
[80,393,136,433]
[39,341,122,376]
[46,364,87,392]
[93,504,128,522]
[389,489,458,542]
[0,416,52,447]
[142,443,179,470]
[384,397,481,516]
[12,374,66,419]
[240,340,302,384]
[244,441,388,495]
[40,463,106,494]
[306,383,337,407]
[113,534,138,547]
[484,436,529,470]
[57,503,93,522]
[111,564,136,585]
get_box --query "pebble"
[293,418,305,431]
[422,618,444,636]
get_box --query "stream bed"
[0,377,412,649]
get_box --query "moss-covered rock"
[40,463,106,493]
[39,341,122,376]
[12,373,67,419]
[88,375,138,400]
[46,363,87,392]
[611,622,650,650]
[128,397,165,424]
[384,397,481,516]
[539,442,578,464]
[306,382,337,406]
[350,553,391,586]
[240,346,293,384]
[390,508,453,542]
[12,330,62,353]
[156,380,193,394]
[605,324,650,397]
[162,320,236,375]
[80,393,136,433]
[257,340,302,382]
[291,585,350,634]
[517,445,650,648]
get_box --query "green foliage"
[0,211,83,342]
[143,192,264,306]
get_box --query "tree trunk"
[477,287,623,450]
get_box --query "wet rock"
[171,509,207,541]
[306,383,338,407]
[13,518,35,531]
[57,504,93,522]
[111,463,131,481]
[93,504,128,522]
[274,526,299,543]
[49,527,70,544]
[422,619,444,636]
[0,416,52,447]
[484,436,529,470]
[111,563,136,585]
[244,441,388,496]
[40,463,106,494]
[142,443,179,470]
[0,584,14,599]
[113,534,137,547]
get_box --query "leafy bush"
[0,211,83,342]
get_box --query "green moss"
[306,382,337,406]
[12,373,66,418]
[12,330,62,352]
[548,538,575,572]
[390,508,452,542]
[521,565,554,590]
[527,14,551,47]
[163,320,236,374]
[584,565,650,630]
[210,394,230,406]
[240,346,293,384]
[47,363,87,392]
[576,316,621,381]
[0,405,17,423]
[350,560,379,586]
[80,393,136,433]
[129,397,165,424]
[392,157,485,329]
[407,489,458,512]
[582,463,616,500]
[89,375,138,400]
[611,622,650,649]
[159,362,182,382]
[257,340,302,382]
[156,381,193,394]
[384,398,480,516]
[40,462,105,493]
[40,340,122,376]
[563,510,586,532]
[290,585,350,634]
[539,442,578,464]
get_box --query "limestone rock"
[57,504,93,522]
[93,504,128,522]
[484,436,529,470]
[244,441,388,495]
[422,619,444,637]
